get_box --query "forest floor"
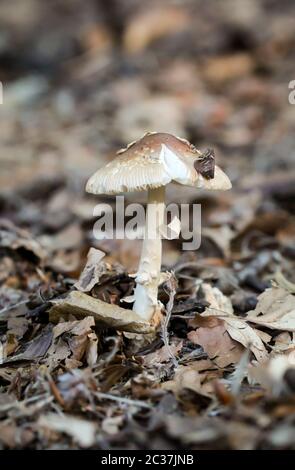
[0,0,295,449]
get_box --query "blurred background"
[0,0,294,274]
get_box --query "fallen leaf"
[46,337,71,367]
[0,218,45,260]
[143,340,183,367]
[197,282,268,363]
[47,317,98,369]
[53,316,95,339]
[188,317,243,368]
[162,365,203,395]
[74,247,106,292]
[246,286,295,331]
[162,363,214,397]
[1,326,53,365]
[49,291,154,334]
[7,316,29,339]
[273,332,294,353]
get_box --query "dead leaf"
[0,218,45,260]
[143,340,183,367]
[74,247,106,292]
[47,317,98,368]
[7,316,29,339]
[49,291,154,334]
[273,332,294,353]
[197,282,268,363]
[188,317,243,368]
[1,326,53,365]
[246,286,295,331]
[162,364,205,396]
[53,316,95,339]
[46,337,71,367]
[162,360,218,398]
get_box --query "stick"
[161,272,179,368]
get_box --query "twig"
[0,300,27,317]
[93,336,121,376]
[47,373,66,408]
[0,394,53,413]
[161,272,179,369]
[94,391,152,409]
[174,261,203,273]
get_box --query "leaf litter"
[1,0,295,451]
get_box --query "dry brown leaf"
[273,332,294,353]
[162,364,211,397]
[68,334,88,361]
[46,337,71,366]
[5,332,20,356]
[246,286,295,331]
[143,340,183,367]
[53,316,95,339]
[2,326,53,365]
[188,317,243,368]
[74,247,106,292]
[0,219,46,260]
[197,283,268,363]
[7,316,29,339]
[48,316,98,368]
[49,291,153,334]
[65,358,82,370]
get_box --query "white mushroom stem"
[133,186,165,321]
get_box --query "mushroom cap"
[86,132,231,195]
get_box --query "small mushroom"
[86,132,231,322]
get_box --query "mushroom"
[86,132,231,322]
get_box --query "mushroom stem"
[133,186,165,321]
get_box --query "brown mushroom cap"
[86,132,231,195]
